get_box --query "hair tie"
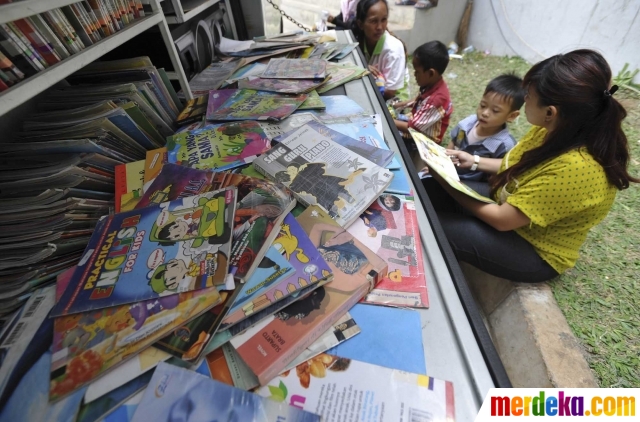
[604,85,619,98]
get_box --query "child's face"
[359,1,388,44]
[164,259,188,290]
[476,92,518,133]
[383,195,397,209]
[412,56,436,88]
[166,220,190,240]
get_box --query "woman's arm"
[447,150,502,174]
[430,170,531,231]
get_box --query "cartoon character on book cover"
[347,195,428,308]
[51,189,236,317]
[206,89,307,122]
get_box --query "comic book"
[130,362,320,422]
[219,213,333,331]
[298,90,326,110]
[229,206,387,386]
[260,58,327,79]
[238,76,329,94]
[165,120,271,171]
[50,188,237,316]
[257,354,455,422]
[206,89,307,122]
[346,195,428,308]
[410,128,495,204]
[253,123,394,228]
[135,164,296,282]
[114,160,145,212]
[49,287,222,400]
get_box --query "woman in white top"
[352,0,408,100]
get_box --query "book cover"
[114,160,145,212]
[317,62,367,93]
[347,195,428,308]
[253,123,394,227]
[261,58,327,79]
[50,287,221,400]
[130,362,320,422]
[143,147,166,185]
[306,95,370,124]
[205,89,236,121]
[219,213,333,331]
[257,112,317,141]
[238,76,328,94]
[175,94,207,126]
[258,354,455,422]
[298,90,326,110]
[206,89,307,122]
[166,120,271,172]
[410,129,495,204]
[136,164,296,283]
[230,206,387,385]
[51,188,237,316]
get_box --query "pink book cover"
[347,195,428,308]
[206,89,237,121]
[230,206,387,386]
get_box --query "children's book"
[317,62,367,93]
[219,213,333,331]
[130,362,321,422]
[258,112,317,140]
[238,76,329,94]
[272,120,395,168]
[410,128,496,204]
[298,90,326,110]
[142,147,166,185]
[229,206,387,385]
[257,354,455,422]
[253,123,394,228]
[166,120,271,171]
[223,62,267,86]
[204,89,236,120]
[206,89,307,122]
[305,94,370,124]
[347,195,428,308]
[261,58,327,79]
[136,164,296,283]
[51,188,237,316]
[49,287,221,400]
[114,160,145,212]
[386,168,412,195]
[175,94,208,126]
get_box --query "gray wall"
[467,0,640,82]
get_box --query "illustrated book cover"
[51,188,237,316]
[205,89,307,122]
[175,94,208,126]
[135,164,296,283]
[49,287,221,400]
[257,354,455,422]
[238,75,329,95]
[114,160,145,212]
[130,362,320,422]
[253,123,394,227]
[347,195,428,308]
[260,58,327,79]
[166,120,271,172]
[229,205,387,385]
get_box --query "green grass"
[408,52,640,387]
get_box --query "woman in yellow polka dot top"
[423,49,639,282]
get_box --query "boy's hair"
[158,221,177,241]
[413,41,449,75]
[484,73,525,111]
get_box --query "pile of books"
[0,0,145,91]
[0,45,455,422]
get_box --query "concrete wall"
[467,0,640,83]
[398,0,468,53]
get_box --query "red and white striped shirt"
[407,78,452,144]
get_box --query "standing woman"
[425,49,639,282]
[352,0,408,100]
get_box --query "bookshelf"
[164,0,224,24]
[0,0,193,117]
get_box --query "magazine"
[229,206,387,385]
[136,164,296,283]
[206,89,307,122]
[205,89,236,120]
[49,288,221,400]
[51,188,237,316]
[317,62,367,93]
[166,120,271,171]
[298,90,326,110]
[130,362,320,422]
[253,123,394,227]
[257,354,455,422]
[261,58,327,79]
[175,94,208,126]
[238,75,329,94]
[219,213,333,331]
[347,195,428,308]
[410,129,496,204]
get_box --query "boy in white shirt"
[447,73,524,181]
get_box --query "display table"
[324,30,511,421]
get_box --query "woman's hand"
[368,65,383,79]
[446,150,474,169]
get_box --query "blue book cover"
[385,168,412,195]
[327,303,426,375]
[305,95,368,123]
[130,362,320,422]
[107,112,157,150]
[51,188,237,316]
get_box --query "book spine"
[12,19,61,66]
[0,49,24,82]
[73,3,100,43]
[104,0,123,31]
[4,22,48,70]
[61,5,93,47]
[0,67,14,86]
[98,0,117,35]
[27,15,70,60]
[55,8,86,50]
[128,0,138,19]
[0,26,39,76]
[41,11,78,55]
[135,0,145,18]
[0,74,9,91]
[81,1,105,38]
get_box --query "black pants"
[423,178,559,283]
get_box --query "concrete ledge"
[459,262,598,388]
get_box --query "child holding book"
[445,73,524,181]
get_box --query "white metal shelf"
[165,0,223,24]
[0,0,83,24]
[0,13,165,117]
